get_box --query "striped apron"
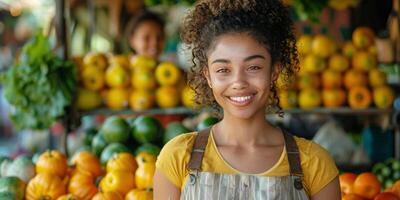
[180,128,310,200]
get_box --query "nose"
[231,70,249,90]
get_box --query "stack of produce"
[278,27,395,110]
[339,171,400,200]
[74,54,197,111]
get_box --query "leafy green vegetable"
[0,33,76,130]
[292,0,328,23]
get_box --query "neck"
[213,109,278,147]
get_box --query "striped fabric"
[181,172,309,200]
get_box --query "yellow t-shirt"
[156,131,339,197]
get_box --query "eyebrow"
[211,55,266,64]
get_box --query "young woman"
[154,0,341,199]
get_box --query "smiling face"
[205,33,276,120]
[129,20,165,59]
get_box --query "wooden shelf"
[79,107,393,116]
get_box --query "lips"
[227,93,256,106]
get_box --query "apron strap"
[282,129,304,178]
[188,127,211,171]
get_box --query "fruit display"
[278,27,396,110]
[73,54,197,111]
[0,114,220,199]
[339,171,400,200]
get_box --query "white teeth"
[230,95,252,102]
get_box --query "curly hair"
[181,0,298,115]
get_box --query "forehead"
[208,33,270,61]
[134,21,163,35]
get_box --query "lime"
[83,127,98,146]
[132,116,163,144]
[197,117,219,131]
[100,143,130,165]
[135,143,161,156]
[92,133,108,157]
[101,116,131,143]
[163,122,190,144]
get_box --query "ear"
[271,63,281,83]
[202,66,212,88]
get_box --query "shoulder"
[162,132,198,152]
[294,136,339,196]
[294,136,334,162]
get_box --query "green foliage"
[0,33,76,130]
[292,0,329,23]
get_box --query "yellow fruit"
[348,86,372,109]
[181,85,197,108]
[303,54,326,73]
[129,90,155,111]
[298,89,321,109]
[322,88,346,108]
[278,90,297,109]
[369,68,387,88]
[373,85,394,108]
[105,65,130,88]
[155,62,181,86]
[109,54,130,69]
[132,70,157,90]
[352,51,377,72]
[100,170,135,196]
[342,41,356,58]
[77,88,102,110]
[329,53,349,72]
[322,70,342,89]
[156,86,180,108]
[83,52,107,70]
[81,65,105,91]
[296,35,313,55]
[106,88,129,109]
[296,73,320,90]
[130,56,157,71]
[352,27,375,49]
[312,35,336,58]
[344,69,368,89]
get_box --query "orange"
[339,173,357,195]
[302,54,326,73]
[132,70,157,90]
[296,73,320,90]
[129,89,155,111]
[373,85,395,109]
[352,51,377,72]
[156,86,180,108]
[312,35,336,58]
[344,69,368,89]
[105,65,130,88]
[342,194,366,200]
[322,70,342,89]
[105,88,129,110]
[298,89,321,109]
[130,55,157,71]
[278,90,297,109]
[322,88,346,108]
[329,53,350,72]
[109,54,130,69]
[352,27,375,49]
[81,65,105,91]
[342,41,357,58]
[369,68,387,88]
[83,52,108,70]
[348,86,372,109]
[374,192,400,200]
[352,172,381,199]
[100,170,135,196]
[297,35,313,55]
[392,180,400,198]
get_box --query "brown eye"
[248,65,261,71]
[216,68,229,73]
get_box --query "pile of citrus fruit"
[340,172,400,200]
[73,54,197,111]
[0,115,220,200]
[278,27,395,110]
